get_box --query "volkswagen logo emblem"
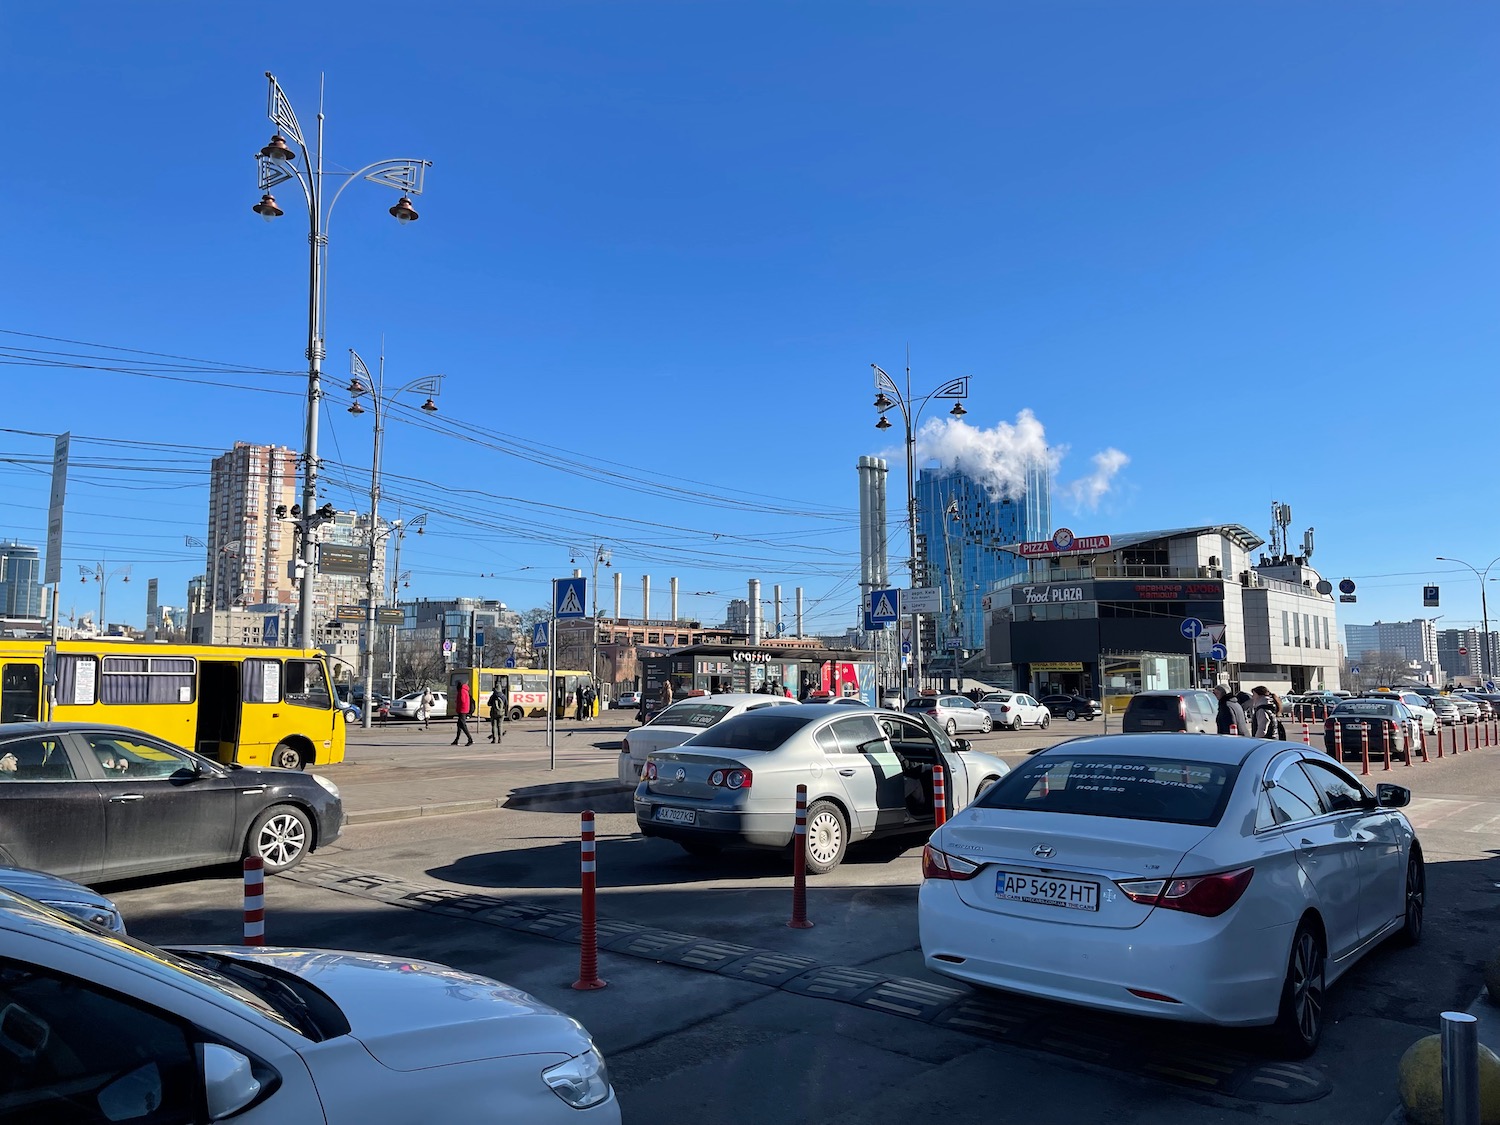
[674,768,687,782]
[1032,843,1055,859]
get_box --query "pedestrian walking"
[419,687,435,730]
[662,679,674,709]
[452,680,474,746]
[486,681,505,744]
[1250,686,1286,739]
[1213,685,1249,735]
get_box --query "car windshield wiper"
[182,953,322,1038]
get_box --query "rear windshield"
[684,711,819,752]
[1128,695,1182,713]
[973,754,1239,827]
[1334,702,1397,717]
[650,702,732,729]
[904,698,938,711]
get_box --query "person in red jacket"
[452,681,474,746]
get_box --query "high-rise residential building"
[1343,624,1380,660]
[1438,628,1484,680]
[1343,620,1438,667]
[203,443,299,614]
[0,540,44,618]
[723,599,750,633]
[915,460,1051,652]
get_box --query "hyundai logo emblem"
[675,768,687,782]
[1032,844,1055,859]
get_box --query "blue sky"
[2,2,1498,637]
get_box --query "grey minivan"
[1121,689,1219,734]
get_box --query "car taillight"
[1116,867,1254,917]
[924,708,939,716]
[1000,705,1012,712]
[708,768,752,789]
[643,760,658,781]
[621,738,631,755]
[922,843,983,881]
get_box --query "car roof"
[0,721,179,739]
[1034,732,1263,765]
[661,693,781,706]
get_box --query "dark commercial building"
[639,643,877,706]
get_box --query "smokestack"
[748,579,761,645]
[642,575,651,621]
[670,576,679,621]
[796,587,804,637]
[874,457,890,586]
[858,456,875,596]
[613,572,622,619]
[773,585,782,637]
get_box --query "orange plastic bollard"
[1382,721,1393,771]
[1418,720,1430,763]
[933,763,947,829]
[242,856,265,946]
[572,810,606,990]
[1463,722,1471,753]
[1359,724,1370,776]
[1302,721,1311,745]
[1332,721,1343,760]
[788,785,813,929]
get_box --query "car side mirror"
[1375,783,1411,809]
[201,1043,262,1120]
[953,738,972,752]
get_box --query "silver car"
[634,705,1011,873]
[617,694,799,787]
[904,694,994,735]
[0,865,125,933]
[387,689,447,720]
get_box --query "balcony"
[992,563,1223,590]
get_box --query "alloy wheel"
[258,813,307,869]
[1290,930,1324,1046]
[1405,855,1425,939]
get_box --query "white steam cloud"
[909,411,1128,511]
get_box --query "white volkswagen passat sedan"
[918,734,1423,1057]
[617,693,798,786]
[0,889,621,1122]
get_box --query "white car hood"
[187,948,592,1071]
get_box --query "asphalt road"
[103,715,1500,1125]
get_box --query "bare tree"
[1344,650,1413,691]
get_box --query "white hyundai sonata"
[918,734,1423,1057]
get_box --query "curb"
[344,781,625,825]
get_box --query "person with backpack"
[1250,685,1285,739]
[1213,685,1249,735]
[486,681,505,744]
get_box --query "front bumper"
[917,879,1291,1027]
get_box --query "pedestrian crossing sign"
[554,577,587,619]
[532,621,549,648]
[870,588,899,624]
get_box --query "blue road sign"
[1351,665,1361,675]
[1338,578,1356,595]
[1210,642,1228,661]
[554,577,586,619]
[263,614,279,646]
[1180,617,1204,640]
[901,640,912,654]
[532,621,549,648]
[475,628,485,650]
[862,609,886,631]
[870,588,900,624]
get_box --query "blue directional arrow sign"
[1210,643,1227,662]
[553,577,586,620]
[532,621,549,648]
[870,588,900,625]
[1180,617,1204,640]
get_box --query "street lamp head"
[873,392,894,411]
[347,379,368,396]
[252,193,284,222]
[347,400,366,416]
[875,415,892,431]
[420,397,438,413]
[260,134,296,161]
[389,196,420,225]
[948,401,968,418]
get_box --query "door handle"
[839,768,857,776]
[1298,837,1318,850]
[109,793,145,803]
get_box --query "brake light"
[1116,867,1254,917]
[643,760,658,781]
[1000,704,1012,712]
[1179,698,1187,725]
[621,738,631,755]
[922,843,982,881]
[707,768,753,790]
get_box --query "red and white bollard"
[789,784,813,929]
[1401,720,1413,767]
[572,811,606,990]
[1418,720,1430,763]
[1463,722,1471,753]
[242,856,265,946]
[1383,720,1394,771]
[933,763,947,829]
[1359,724,1370,776]
[1301,721,1311,745]
[1332,722,1343,760]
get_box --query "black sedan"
[0,722,343,884]
[1038,694,1102,721]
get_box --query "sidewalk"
[318,717,633,824]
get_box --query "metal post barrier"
[1332,721,1343,760]
[1437,721,1446,758]
[789,784,813,929]
[933,763,947,829]
[1302,721,1311,745]
[1463,722,1470,753]
[1402,719,1413,766]
[1419,720,1430,763]
[242,856,265,946]
[1360,724,1370,776]
[1440,1011,1480,1125]
[572,810,606,990]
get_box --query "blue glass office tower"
[915,462,1051,652]
[0,541,44,618]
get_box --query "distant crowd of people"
[1214,685,1286,738]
